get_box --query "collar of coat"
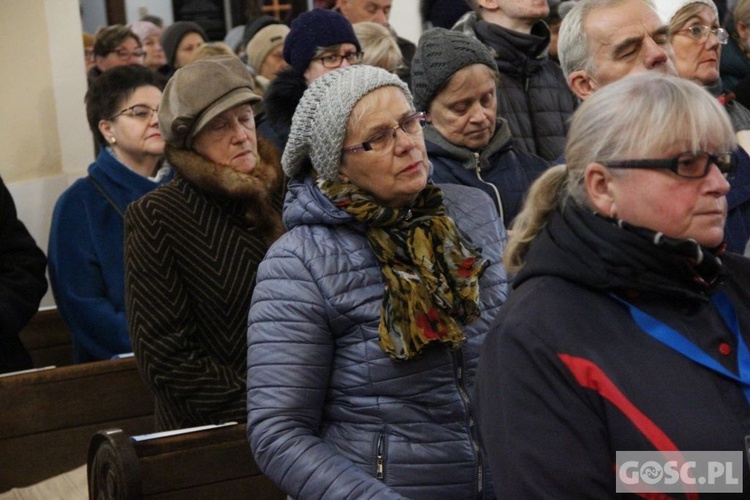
[165,136,285,244]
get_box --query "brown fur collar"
[165,136,285,245]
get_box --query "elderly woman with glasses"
[48,65,171,363]
[124,56,285,431]
[474,72,750,496]
[247,65,508,498]
[257,8,362,151]
[657,1,750,135]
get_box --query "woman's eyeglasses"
[342,112,429,154]
[601,151,736,179]
[108,48,146,59]
[109,104,159,121]
[318,51,364,69]
[675,24,729,45]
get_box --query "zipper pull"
[376,454,384,479]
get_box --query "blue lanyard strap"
[614,291,750,405]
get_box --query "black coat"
[475,205,750,497]
[0,176,47,373]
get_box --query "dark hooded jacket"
[475,204,750,497]
[125,137,285,431]
[425,119,549,227]
[256,67,307,152]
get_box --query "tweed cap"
[283,9,361,76]
[161,21,208,69]
[159,55,261,149]
[247,24,290,74]
[411,28,498,112]
[282,65,410,180]
[654,0,719,24]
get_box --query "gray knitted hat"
[282,65,411,181]
[411,27,498,112]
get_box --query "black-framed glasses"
[342,112,430,154]
[675,24,729,45]
[318,51,363,69]
[108,48,146,59]
[601,151,736,179]
[109,104,159,121]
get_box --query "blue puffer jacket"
[247,175,508,499]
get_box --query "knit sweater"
[125,138,284,430]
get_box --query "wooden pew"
[0,357,154,491]
[88,423,285,500]
[18,307,74,368]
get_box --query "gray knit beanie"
[411,27,498,112]
[282,65,411,181]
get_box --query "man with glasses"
[88,25,144,86]
[257,9,362,151]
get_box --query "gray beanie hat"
[411,28,498,112]
[159,55,261,149]
[282,65,411,181]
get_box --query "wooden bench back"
[88,424,284,500]
[18,308,74,368]
[0,357,154,490]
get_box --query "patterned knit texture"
[411,27,498,112]
[124,176,283,431]
[282,65,411,181]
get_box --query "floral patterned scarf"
[316,175,489,361]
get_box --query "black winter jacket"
[425,120,549,226]
[454,12,577,161]
[475,205,750,498]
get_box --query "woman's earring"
[109,137,117,144]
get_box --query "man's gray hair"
[558,0,657,79]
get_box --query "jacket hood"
[515,204,726,302]
[166,136,285,244]
[424,118,513,171]
[282,172,356,232]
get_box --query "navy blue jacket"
[48,149,171,362]
[425,121,550,227]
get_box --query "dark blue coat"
[425,121,550,227]
[48,149,171,362]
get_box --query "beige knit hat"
[654,0,719,24]
[159,55,261,149]
[246,24,290,74]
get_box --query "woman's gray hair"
[505,72,736,272]
[558,0,658,79]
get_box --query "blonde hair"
[505,72,736,272]
[353,22,403,73]
[735,0,750,28]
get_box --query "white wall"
[389,0,421,45]
[1,0,92,307]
